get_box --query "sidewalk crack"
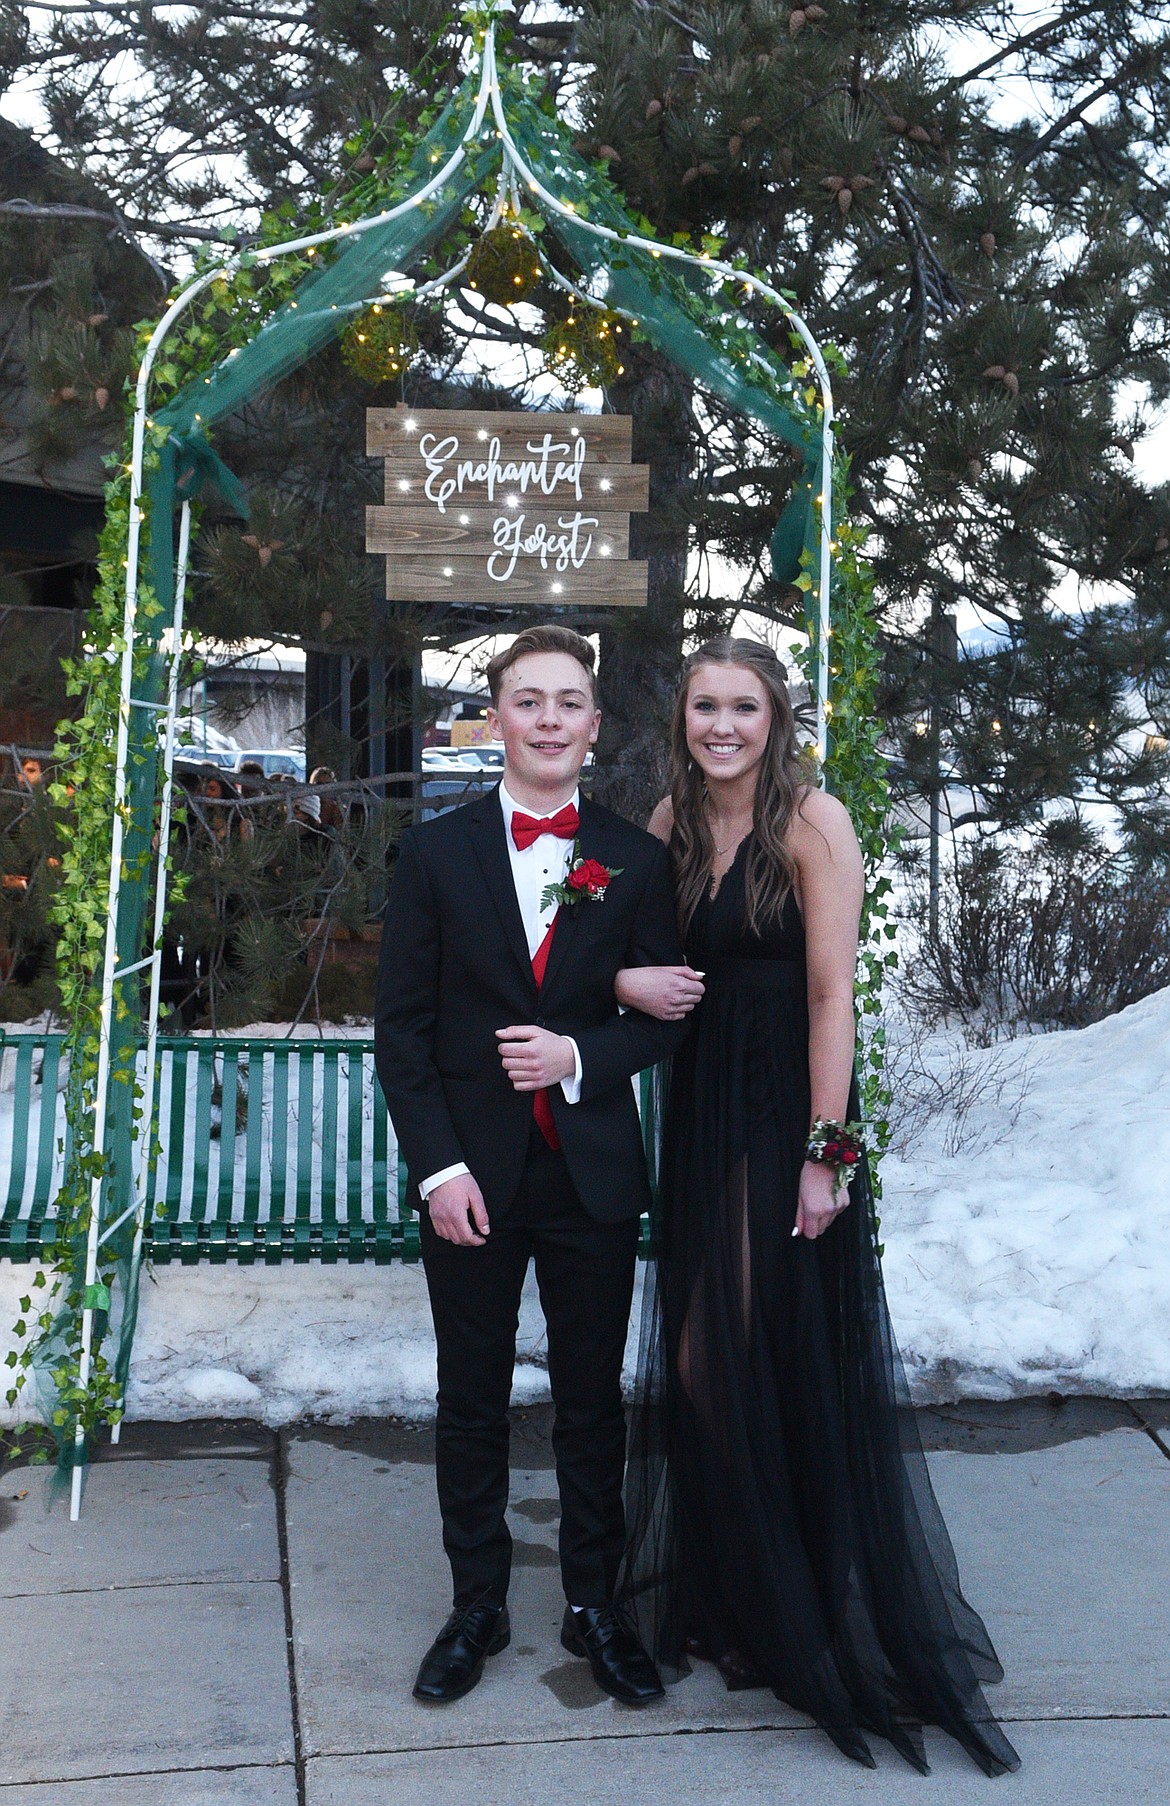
[273,1426,308,1806]
[1124,1401,1170,1463]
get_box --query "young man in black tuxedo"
[376,624,691,1707]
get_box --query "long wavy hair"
[669,637,809,937]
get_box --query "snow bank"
[2,986,1167,1423]
[879,983,1170,1400]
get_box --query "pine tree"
[3,1,1170,845]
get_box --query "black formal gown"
[621,837,1020,1775]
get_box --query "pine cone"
[967,457,984,479]
[1002,371,1020,397]
[728,134,743,158]
[241,534,285,568]
[353,154,375,172]
[740,115,762,131]
[598,144,621,163]
[698,161,717,176]
[86,312,109,328]
[980,231,997,257]
[852,174,875,190]
[982,364,1007,379]
[789,9,807,35]
[646,97,663,119]
[1155,534,1169,552]
[821,175,846,192]
[681,166,700,185]
[1114,436,1135,461]
[806,3,828,16]
[909,125,932,144]
[93,386,110,410]
[837,188,853,214]
[887,115,908,133]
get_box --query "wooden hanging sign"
[365,405,649,607]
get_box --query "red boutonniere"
[540,842,623,910]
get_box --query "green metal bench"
[0,1033,418,1266]
[0,1032,657,1266]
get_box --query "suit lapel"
[539,794,610,999]
[467,787,537,995]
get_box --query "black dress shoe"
[413,1599,510,1703]
[561,1604,665,1705]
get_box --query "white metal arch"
[71,0,836,1517]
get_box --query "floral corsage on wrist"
[541,843,623,910]
[803,1118,866,1200]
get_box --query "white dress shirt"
[418,782,584,1200]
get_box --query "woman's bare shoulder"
[646,795,674,844]
[789,784,859,861]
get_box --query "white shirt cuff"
[418,1161,471,1200]
[559,1037,583,1105]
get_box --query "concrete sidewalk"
[1,1397,1168,1804]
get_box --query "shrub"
[901,838,1170,1039]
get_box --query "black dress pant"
[419,1126,640,1609]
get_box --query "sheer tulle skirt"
[621,959,1019,1776]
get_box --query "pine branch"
[1012,77,1119,169]
[0,198,238,249]
[946,4,1102,88]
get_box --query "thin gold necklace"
[711,822,751,858]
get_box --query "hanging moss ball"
[339,305,418,383]
[541,308,628,391]
[465,222,544,306]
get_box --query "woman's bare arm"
[613,795,704,1019]
[789,788,865,1236]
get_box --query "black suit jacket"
[374,786,686,1222]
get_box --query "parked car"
[232,749,306,780]
[171,715,240,766]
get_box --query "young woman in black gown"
[614,638,1019,1776]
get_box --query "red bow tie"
[510,803,579,851]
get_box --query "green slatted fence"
[0,1033,417,1266]
[0,1031,657,1266]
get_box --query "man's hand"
[614,964,705,1021]
[428,1173,490,1246]
[496,1025,577,1092]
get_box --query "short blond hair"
[485,625,596,703]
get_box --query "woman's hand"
[793,1160,852,1239]
[614,964,706,1021]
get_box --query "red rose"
[568,858,611,896]
[842,1149,859,1164]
